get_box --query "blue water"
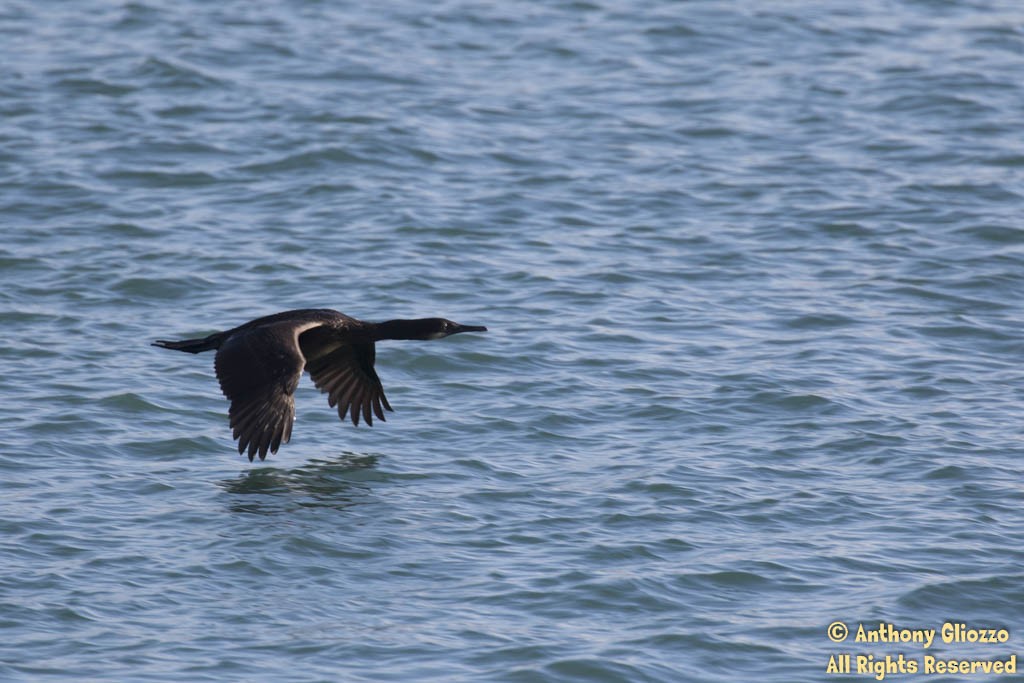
[2,1,1024,681]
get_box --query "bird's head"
[418,318,488,340]
[374,317,488,341]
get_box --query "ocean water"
[2,1,1024,681]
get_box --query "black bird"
[154,308,487,461]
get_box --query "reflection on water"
[218,452,380,514]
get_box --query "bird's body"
[154,308,487,461]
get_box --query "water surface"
[2,1,1024,681]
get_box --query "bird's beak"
[451,323,488,335]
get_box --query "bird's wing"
[214,321,321,461]
[304,341,392,427]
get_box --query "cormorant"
[153,308,487,461]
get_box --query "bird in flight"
[154,308,487,461]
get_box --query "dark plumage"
[154,308,487,461]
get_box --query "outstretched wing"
[304,342,392,427]
[214,321,320,461]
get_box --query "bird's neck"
[369,319,433,341]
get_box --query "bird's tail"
[152,333,224,354]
